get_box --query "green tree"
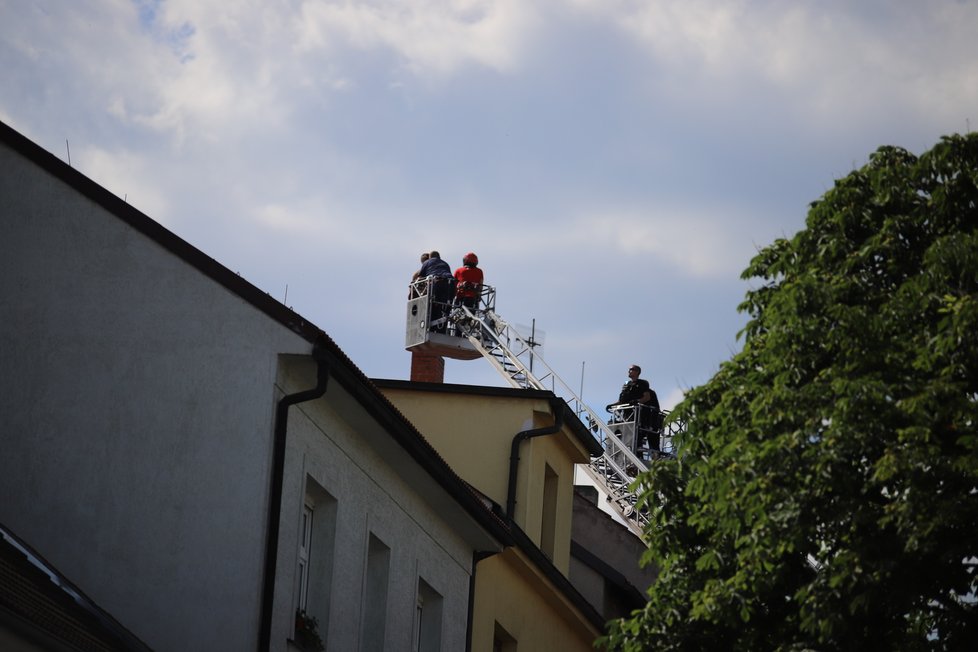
[604,134,978,651]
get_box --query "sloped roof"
[0,522,153,651]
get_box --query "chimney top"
[410,351,445,383]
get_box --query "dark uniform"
[619,378,651,405]
[419,255,453,331]
[619,379,661,452]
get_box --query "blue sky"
[3,0,977,412]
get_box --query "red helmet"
[463,252,479,266]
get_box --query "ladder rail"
[453,304,653,532]
[470,307,650,470]
[487,306,682,457]
[464,333,526,390]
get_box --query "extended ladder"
[449,303,680,536]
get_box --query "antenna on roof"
[526,318,541,375]
[284,284,289,304]
[65,139,71,166]
[580,360,585,403]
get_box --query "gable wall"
[0,135,311,650]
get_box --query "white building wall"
[0,139,313,650]
[274,360,475,651]
[1,130,491,652]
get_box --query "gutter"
[505,398,564,519]
[258,341,330,652]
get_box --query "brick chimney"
[410,351,445,383]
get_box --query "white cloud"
[24,0,545,147]
[126,2,296,140]
[661,386,687,412]
[294,0,537,78]
[3,0,977,422]
[80,146,171,221]
[553,205,759,279]
[572,0,978,131]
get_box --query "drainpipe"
[505,398,564,520]
[258,343,330,652]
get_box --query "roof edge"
[373,378,603,457]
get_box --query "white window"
[360,533,391,652]
[414,578,443,652]
[294,478,337,644]
[296,502,313,611]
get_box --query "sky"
[2,0,977,414]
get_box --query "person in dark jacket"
[419,251,454,331]
[618,365,661,453]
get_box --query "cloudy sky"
[3,0,977,413]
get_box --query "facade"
[569,487,656,622]
[374,380,607,651]
[0,117,637,651]
[272,355,509,652]
[0,120,509,651]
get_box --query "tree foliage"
[604,134,978,650]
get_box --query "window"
[294,479,337,644]
[541,463,558,559]
[493,621,517,652]
[296,502,313,611]
[414,578,443,652]
[360,533,391,652]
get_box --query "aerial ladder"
[406,278,684,536]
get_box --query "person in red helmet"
[454,252,483,310]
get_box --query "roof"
[372,379,604,457]
[0,522,153,652]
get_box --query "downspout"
[466,550,498,652]
[258,343,330,652]
[505,398,564,520]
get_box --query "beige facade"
[472,550,598,652]
[376,381,606,651]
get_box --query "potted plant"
[293,609,324,652]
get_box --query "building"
[0,119,624,651]
[374,380,607,650]
[569,487,656,623]
[0,120,511,651]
